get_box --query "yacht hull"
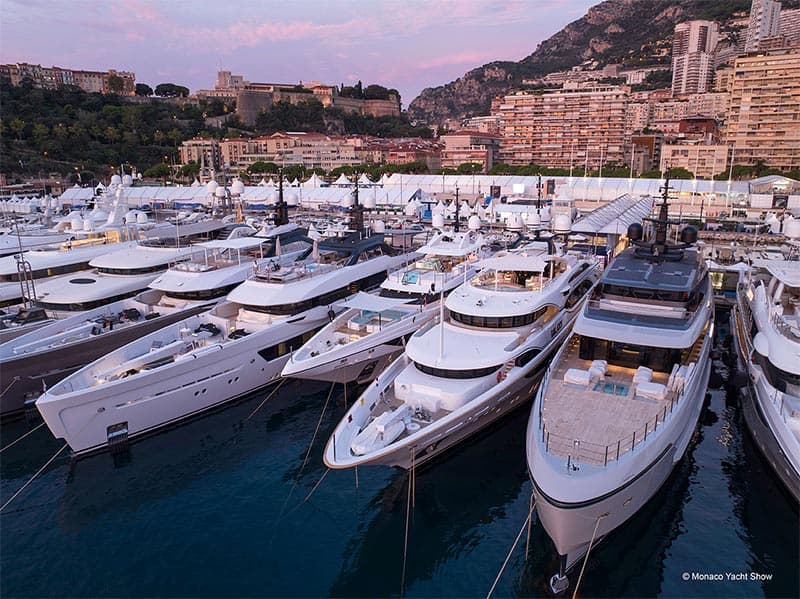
[286,344,403,384]
[0,304,211,420]
[529,343,711,574]
[36,312,328,455]
[731,307,800,502]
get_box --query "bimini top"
[753,259,800,288]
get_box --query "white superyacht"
[36,226,414,455]
[526,184,713,593]
[282,225,494,384]
[731,258,800,502]
[0,224,310,420]
[324,239,600,469]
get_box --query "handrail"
[542,389,680,467]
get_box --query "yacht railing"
[540,394,679,467]
[770,309,800,342]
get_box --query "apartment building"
[745,0,782,52]
[672,20,720,95]
[0,63,135,95]
[495,84,630,168]
[179,138,222,172]
[659,144,729,179]
[725,49,800,170]
[440,131,501,172]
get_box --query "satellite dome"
[372,219,386,233]
[627,222,644,241]
[110,174,122,186]
[783,217,800,239]
[136,212,148,224]
[122,174,133,187]
[468,215,481,231]
[214,186,228,198]
[527,212,542,228]
[431,213,445,229]
[206,180,219,194]
[231,179,245,195]
[553,214,572,234]
[507,214,524,231]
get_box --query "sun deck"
[539,332,704,466]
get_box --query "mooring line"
[245,377,286,421]
[400,452,415,598]
[486,497,537,599]
[571,514,605,599]
[0,422,46,453]
[0,442,68,513]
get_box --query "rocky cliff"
[407,0,754,125]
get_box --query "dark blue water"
[1,353,798,597]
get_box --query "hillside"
[407,0,758,125]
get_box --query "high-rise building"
[725,49,800,170]
[745,0,782,52]
[672,20,719,95]
[495,84,629,168]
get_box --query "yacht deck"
[540,333,703,466]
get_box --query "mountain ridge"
[407,0,758,125]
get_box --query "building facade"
[659,143,729,179]
[725,49,800,170]
[745,0,782,52]
[672,20,720,95]
[0,63,135,95]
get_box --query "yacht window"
[0,261,92,282]
[565,278,595,309]
[414,361,501,379]
[753,351,800,394]
[450,304,555,328]
[97,264,171,275]
[578,336,681,371]
[165,283,239,301]
[35,289,140,312]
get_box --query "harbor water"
[1,315,798,598]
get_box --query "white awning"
[333,291,414,311]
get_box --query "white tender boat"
[282,229,495,384]
[36,232,414,455]
[526,186,714,594]
[324,240,600,469]
[731,258,800,502]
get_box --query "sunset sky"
[1,0,598,107]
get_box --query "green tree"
[248,161,279,174]
[457,162,483,174]
[155,83,190,98]
[108,74,124,94]
[135,83,153,96]
[179,160,200,179]
[144,162,171,178]
[9,118,25,140]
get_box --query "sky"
[1,0,599,108]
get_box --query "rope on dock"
[245,377,286,420]
[0,422,45,453]
[0,442,68,513]
[486,496,537,599]
[571,514,606,599]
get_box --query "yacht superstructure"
[526,185,713,593]
[324,240,600,469]
[732,259,800,501]
[282,229,492,384]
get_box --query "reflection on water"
[0,357,797,598]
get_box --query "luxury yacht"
[28,220,235,316]
[731,259,800,502]
[36,231,414,455]
[0,224,310,420]
[282,228,494,384]
[324,240,600,470]
[525,184,713,594]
